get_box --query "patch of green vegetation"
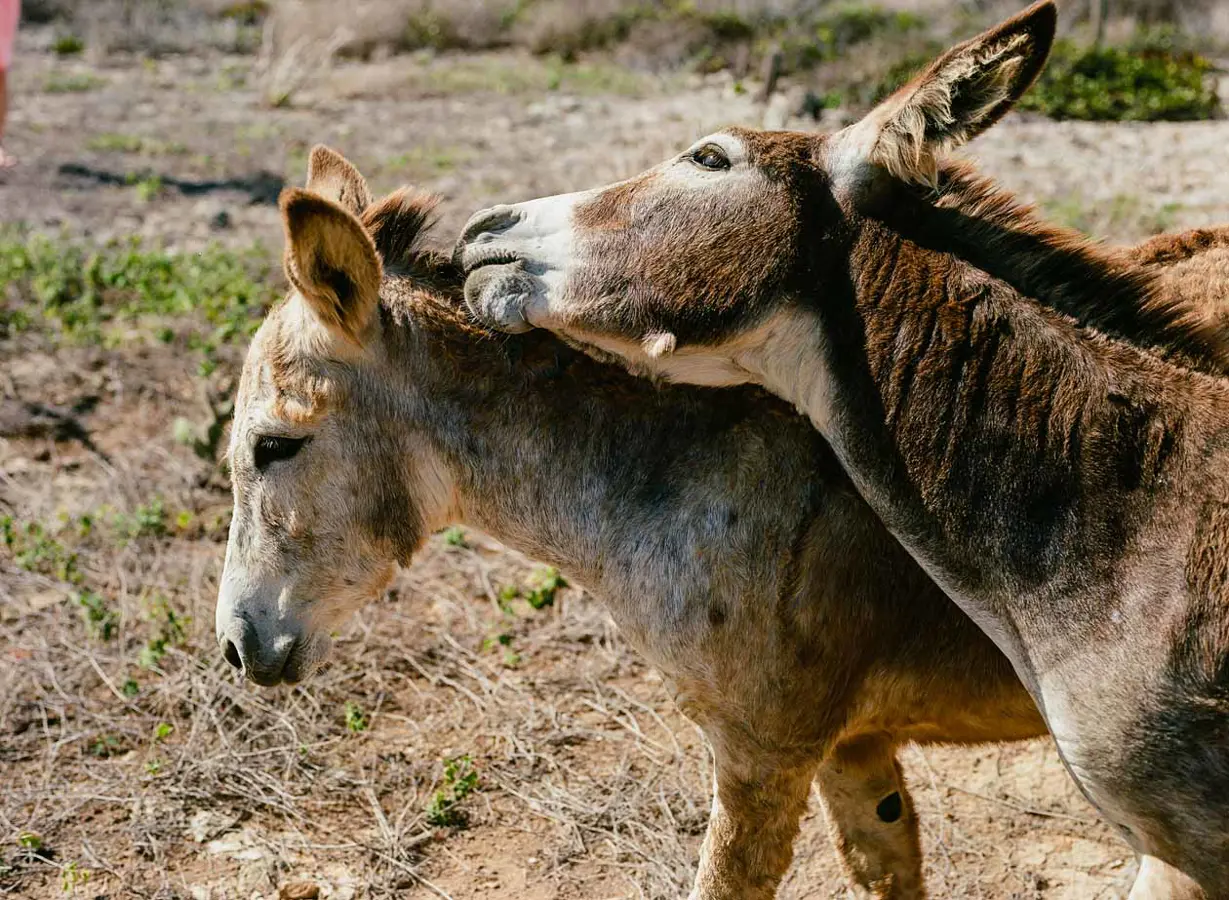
[217,0,269,25]
[122,679,140,698]
[16,832,42,852]
[407,55,652,98]
[2,516,82,585]
[524,566,565,610]
[426,754,479,828]
[44,73,105,93]
[442,525,467,548]
[138,594,187,669]
[52,34,85,56]
[1020,39,1219,122]
[153,722,173,742]
[779,3,926,73]
[61,861,90,893]
[77,590,118,641]
[89,734,124,758]
[112,498,167,542]
[1045,193,1184,238]
[0,228,278,348]
[86,133,188,155]
[344,701,368,733]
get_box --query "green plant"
[3,518,81,585]
[344,701,368,733]
[61,861,90,893]
[153,722,173,742]
[426,755,479,827]
[119,498,167,540]
[1020,39,1219,122]
[77,591,117,641]
[52,34,85,55]
[44,73,104,93]
[524,566,565,610]
[442,525,467,548]
[139,594,186,669]
[90,734,122,758]
[16,832,42,852]
[122,679,140,698]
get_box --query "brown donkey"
[220,148,1229,897]
[456,1,1229,893]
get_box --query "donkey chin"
[461,260,543,335]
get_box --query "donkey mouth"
[456,246,523,276]
[462,261,540,334]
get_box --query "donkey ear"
[280,187,382,346]
[835,0,1055,188]
[305,145,372,218]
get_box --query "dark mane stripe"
[361,187,441,268]
[873,161,1229,372]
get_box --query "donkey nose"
[457,205,522,249]
[217,618,295,686]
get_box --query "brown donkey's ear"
[305,145,372,218]
[836,0,1055,187]
[280,187,382,346]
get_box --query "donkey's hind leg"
[814,737,926,899]
[688,738,818,900]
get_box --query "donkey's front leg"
[813,737,925,899]
[689,741,818,900]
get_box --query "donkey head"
[216,147,455,685]
[457,1,1056,384]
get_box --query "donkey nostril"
[223,639,242,671]
[459,206,521,248]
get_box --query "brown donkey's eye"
[690,145,730,171]
[254,435,308,471]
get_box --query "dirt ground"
[4,13,1229,900]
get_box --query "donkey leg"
[814,738,926,899]
[688,744,818,900]
[1128,856,1206,900]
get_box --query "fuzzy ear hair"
[305,145,372,218]
[839,0,1055,187]
[280,187,382,346]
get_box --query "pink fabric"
[0,0,18,71]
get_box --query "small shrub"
[344,701,368,733]
[77,591,117,641]
[524,566,565,610]
[426,755,479,828]
[52,34,85,55]
[1020,39,1219,122]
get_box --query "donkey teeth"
[643,331,677,359]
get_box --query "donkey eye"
[689,144,730,171]
[253,435,308,471]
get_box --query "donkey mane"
[876,160,1229,372]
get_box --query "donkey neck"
[750,221,1229,664]
[375,287,825,638]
